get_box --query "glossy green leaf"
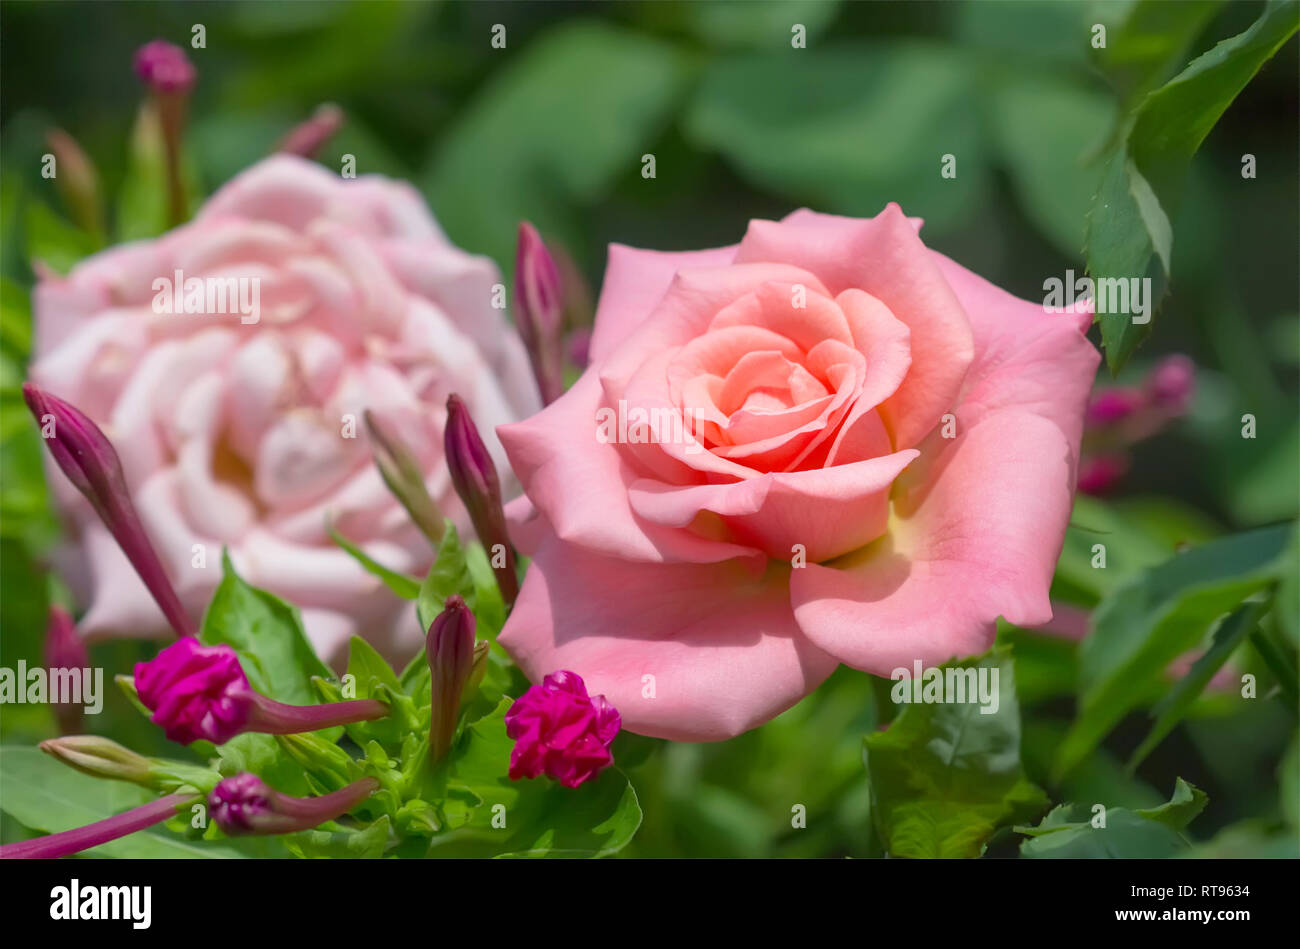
[200,551,333,706]
[862,650,1046,858]
[1090,0,1299,371]
[1017,778,1207,857]
[1056,524,1292,777]
[1128,597,1268,769]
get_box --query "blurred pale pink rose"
[498,206,1100,741]
[31,155,538,660]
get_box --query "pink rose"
[32,155,538,659]
[498,206,1099,741]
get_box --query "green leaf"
[344,636,402,699]
[1017,779,1207,858]
[424,22,689,268]
[328,525,420,600]
[24,201,94,275]
[1056,524,1292,777]
[1092,1,1226,105]
[427,699,643,858]
[282,815,390,859]
[685,43,986,234]
[861,649,1046,858]
[1090,0,1299,371]
[201,551,333,706]
[416,521,474,633]
[1128,598,1268,769]
[0,746,245,858]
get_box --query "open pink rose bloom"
[499,206,1099,741]
[29,155,538,659]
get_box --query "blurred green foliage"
[0,0,1296,857]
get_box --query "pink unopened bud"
[45,606,88,734]
[427,595,476,763]
[1085,387,1145,427]
[209,773,379,836]
[134,638,388,745]
[445,394,518,606]
[1077,453,1129,496]
[134,41,196,95]
[515,222,566,405]
[133,40,194,228]
[276,103,345,158]
[0,792,193,859]
[566,327,591,371]
[1144,354,1196,414]
[506,671,620,789]
[23,383,195,638]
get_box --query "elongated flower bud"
[45,606,88,734]
[444,394,518,606]
[364,409,444,545]
[45,129,104,241]
[209,773,379,836]
[0,793,192,859]
[515,222,566,404]
[134,637,388,745]
[40,736,154,787]
[23,383,195,638]
[277,103,345,158]
[133,40,195,228]
[427,595,476,763]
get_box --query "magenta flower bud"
[23,383,195,638]
[427,595,476,763]
[277,103,345,158]
[444,394,518,606]
[505,671,620,789]
[134,638,389,745]
[1077,453,1129,496]
[209,773,380,836]
[133,40,196,95]
[133,40,194,228]
[0,792,191,860]
[1085,387,1145,427]
[515,222,566,405]
[1144,354,1196,414]
[44,606,87,672]
[45,606,88,734]
[135,638,254,744]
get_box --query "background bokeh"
[1,0,1296,857]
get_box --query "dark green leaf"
[1056,524,1292,777]
[1017,778,1207,857]
[1128,598,1268,769]
[200,551,333,706]
[862,649,1046,858]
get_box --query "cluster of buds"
[1078,355,1196,495]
